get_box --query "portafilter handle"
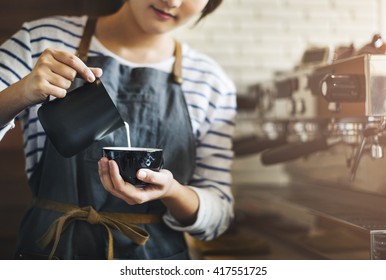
[233,136,287,157]
[237,92,260,111]
[260,137,331,165]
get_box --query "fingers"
[97,157,113,188]
[51,49,97,82]
[107,159,127,190]
[98,158,144,204]
[97,158,175,205]
[24,48,103,103]
[98,158,130,202]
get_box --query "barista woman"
[0,0,236,259]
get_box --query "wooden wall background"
[0,0,123,259]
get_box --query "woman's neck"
[95,3,175,64]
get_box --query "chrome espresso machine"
[233,35,386,259]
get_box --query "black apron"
[15,18,196,260]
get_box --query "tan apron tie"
[34,198,162,260]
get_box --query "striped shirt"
[0,16,237,241]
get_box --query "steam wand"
[349,136,367,181]
[350,118,386,181]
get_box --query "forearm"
[0,78,30,127]
[163,185,234,241]
[161,181,199,226]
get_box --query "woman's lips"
[150,5,176,20]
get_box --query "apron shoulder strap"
[172,40,183,84]
[77,17,98,63]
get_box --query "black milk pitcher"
[38,78,124,157]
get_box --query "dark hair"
[197,0,223,22]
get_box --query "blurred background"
[2,0,386,260]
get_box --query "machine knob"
[320,74,365,102]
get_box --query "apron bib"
[15,18,196,260]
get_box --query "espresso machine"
[233,35,386,259]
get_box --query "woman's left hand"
[97,157,178,205]
[98,157,199,225]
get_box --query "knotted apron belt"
[33,198,162,260]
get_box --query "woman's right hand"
[21,48,103,104]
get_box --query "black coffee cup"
[102,147,164,187]
[38,79,124,157]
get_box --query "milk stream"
[124,121,131,148]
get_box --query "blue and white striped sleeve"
[0,21,34,89]
[1,16,87,175]
[0,22,34,140]
[163,48,237,241]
